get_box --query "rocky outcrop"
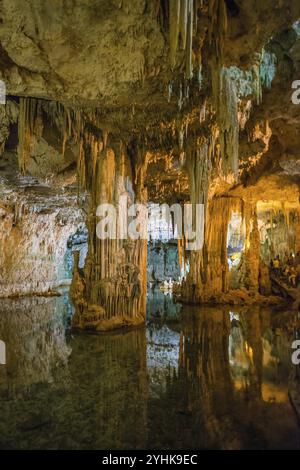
[0,178,85,297]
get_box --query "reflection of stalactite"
[174,307,239,448]
[239,308,264,400]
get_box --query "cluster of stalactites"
[169,0,198,79]
[212,67,239,180]
[41,101,107,190]
[16,97,108,190]
[206,1,239,180]
[18,97,43,174]
[208,0,227,63]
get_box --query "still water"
[0,289,299,450]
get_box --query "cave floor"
[0,291,299,450]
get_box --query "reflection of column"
[179,307,232,398]
[172,307,241,448]
[238,307,263,400]
[66,327,148,449]
[0,300,148,450]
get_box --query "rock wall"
[0,182,84,297]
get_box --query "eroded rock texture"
[0,179,85,297]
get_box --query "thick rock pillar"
[182,196,237,302]
[238,202,260,292]
[71,142,148,331]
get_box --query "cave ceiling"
[0,0,300,204]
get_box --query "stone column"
[182,196,236,302]
[71,142,148,331]
[239,202,260,292]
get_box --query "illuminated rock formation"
[71,142,148,331]
[0,1,300,328]
[0,180,85,297]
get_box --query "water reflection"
[0,294,299,450]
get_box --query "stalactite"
[208,0,227,63]
[208,1,240,180]
[179,0,188,50]
[186,138,211,209]
[252,53,263,105]
[169,0,181,69]
[18,98,42,174]
[168,0,196,80]
[212,66,239,179]
[185,0,194,79]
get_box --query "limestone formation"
[0,1,300,329]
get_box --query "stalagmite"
[169,0,181,68]
[18,98,42,174]
[179,0,188,50]
[182,194,241,302]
